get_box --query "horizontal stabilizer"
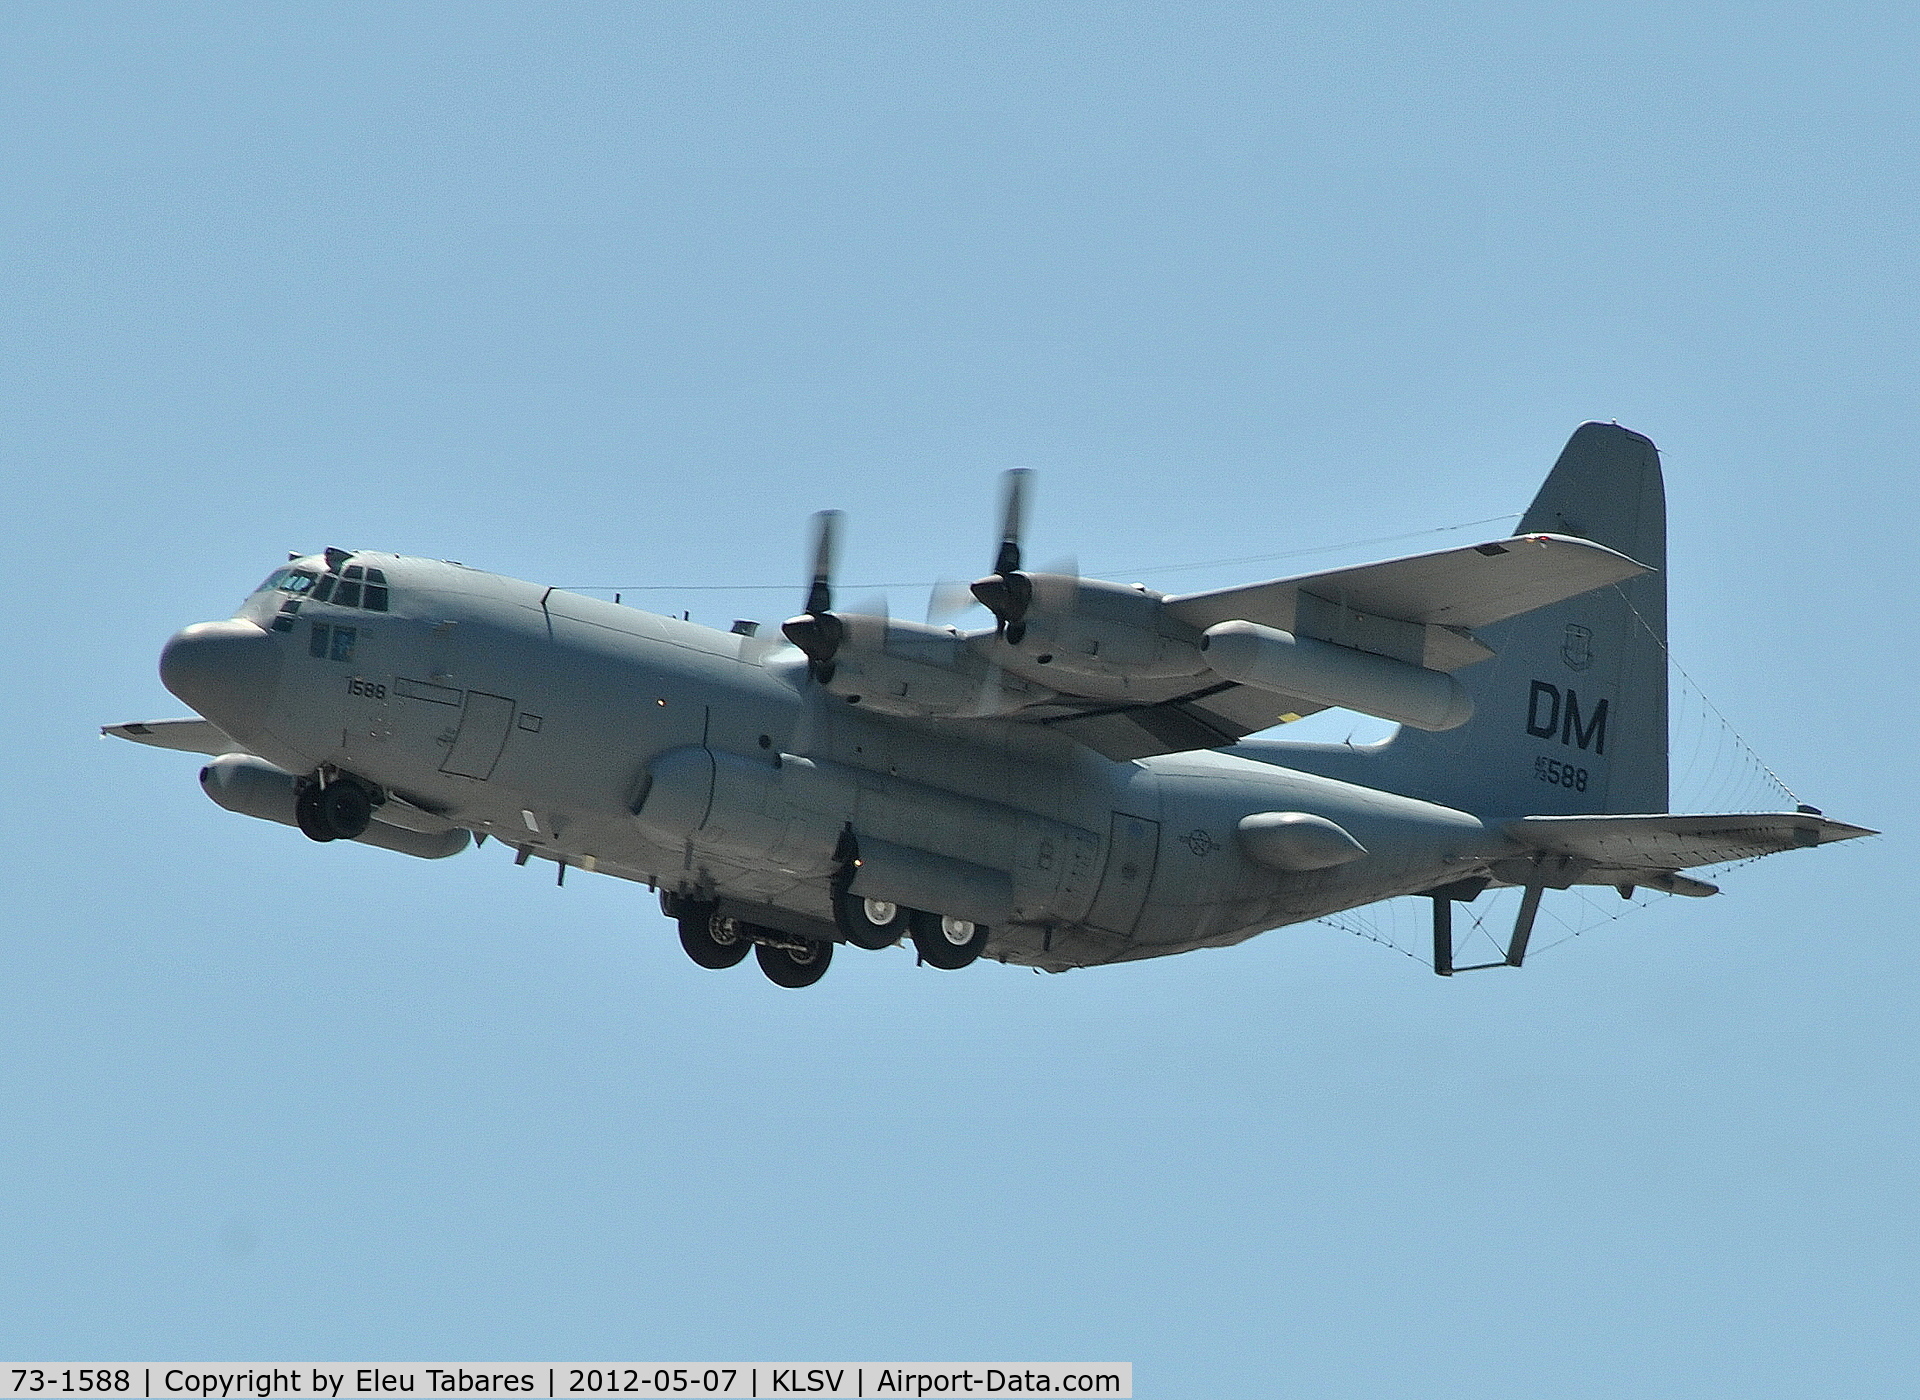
[1166,533,1650,661]
[1504,812,1876,871]
[103,718,249,756]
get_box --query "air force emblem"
[1561,623,1594,672]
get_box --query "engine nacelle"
[1200,620,1474,731]
[978,574,1210,702]
[818,614,1058,718]
[199,753,471,859]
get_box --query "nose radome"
[159,619,284,738]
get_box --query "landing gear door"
[440,691,517,779]
[1085,813,1161,937]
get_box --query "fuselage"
[161,551,1521,971]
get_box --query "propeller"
[924,576,980,625]
[781,510,846,682]
[969,469,1036,644]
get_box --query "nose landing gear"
[294,776,375,842]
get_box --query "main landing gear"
[670,890,992,987]
[832,882,989,970]
[674,900,834,988]
[909,909,989,970]
[677,908,754,969]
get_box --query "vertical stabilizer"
[1236,423,1669,818]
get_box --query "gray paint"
[114,424,1873,978]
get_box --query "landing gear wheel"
[679,908,753,969]
[910,910,988,970]
[833,885,911,949]
[755,936,833,988]
[294,784,336,842]
[295,780,373,841]
[317,782,372,839]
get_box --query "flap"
[102,718,249,757]
[1041,680,1324,761]
[1164,534,1651,644]
[1503,812,1877,870]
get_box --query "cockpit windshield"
[256,567,319,596]
[311,563,389,611]
[253,560,392,634]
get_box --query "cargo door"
[1085,812,1161,936]
[439,691,517,779]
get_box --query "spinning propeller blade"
[782,509,846,681]
[971,469,1036,643]
[925,577,980,624]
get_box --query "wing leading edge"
[103,718,250,756]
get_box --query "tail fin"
[1238,423,1669,818]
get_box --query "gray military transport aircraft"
[109,423,1871,987]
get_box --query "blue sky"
[3,4,1912,1394]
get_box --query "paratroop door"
[1085,812,1160,936]
[439,691,517,779]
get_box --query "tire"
[755,936,832,988]
[679,908,752,969]
[319,782,373,840]
[833,885,911,950]
[294,784,336,842]
[909,910,988,970]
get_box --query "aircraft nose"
[159,618,284,738]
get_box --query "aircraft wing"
[1503,812,1877,870]
[102,718,250,756]
[1163,533,1650,660]
[1025,535,1651,761]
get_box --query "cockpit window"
[306,562,390,611]
[256,567,318,596]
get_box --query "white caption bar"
[0,1368,1130,1400]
